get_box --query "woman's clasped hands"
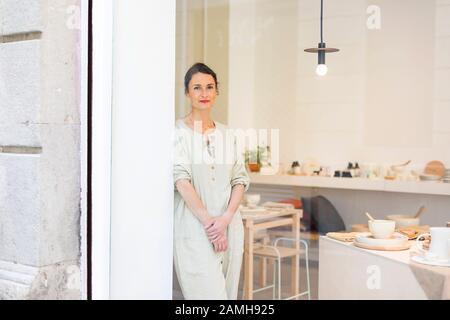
[204,215,232,253]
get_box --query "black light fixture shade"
[318,43,326,65]
[304,0,339,72]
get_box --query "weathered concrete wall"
[0,0,82,299]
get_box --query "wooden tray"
[354,241,411,251]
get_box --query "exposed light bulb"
[316,64,328,76]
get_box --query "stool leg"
[277,259,282,300]
[272,259,276,300]
[241,262,245,300]
[305,246,311,300]
[259,236,269,287]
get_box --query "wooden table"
[241,208,302,300]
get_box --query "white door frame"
[90,0,175,299]
[79,0,91,301]
[91,0,113,300]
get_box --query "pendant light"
[304,0,339,76]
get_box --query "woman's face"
[186,72,217,111]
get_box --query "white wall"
[228,0,450,172]
[228,0,257,129]
[175,0,229,124]
[109,0,175,299]
[175,0,205,120]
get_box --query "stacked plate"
[419,173,442,181]
[411,255,450,267]
[444,169,450,183]
[354,232,410,251]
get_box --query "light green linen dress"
[173,119,250,300]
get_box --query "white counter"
[318,236,450,300]
[250,173,450,196]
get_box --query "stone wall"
[0,0,82,299]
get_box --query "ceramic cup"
[416,227,450,262]
[368,219,396,239]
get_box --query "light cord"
[320,0,324,43]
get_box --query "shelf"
[249,173,450,196]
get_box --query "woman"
[173,63,250,300]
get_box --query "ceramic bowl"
[391,165,406,175]
[387,214,420,227]
[368,219,396,239]
[245,194,261,208]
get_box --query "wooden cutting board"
[354,241,412,251]
[424,160,445,178]
[351,225,429,239]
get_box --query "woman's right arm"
[174,131,211,224]
[175,180,213,227]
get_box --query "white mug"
[416,227,450,262]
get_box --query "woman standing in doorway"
[173,63,249,300]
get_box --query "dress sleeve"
[230,135,250,192]
[174,129,192,187]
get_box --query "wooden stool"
[252,237,311,300]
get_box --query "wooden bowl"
[424,160,445,178]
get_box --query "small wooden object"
[352,224,369,232]
[397,225,430,240]
[414,205,426,219]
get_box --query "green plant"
[244,146,269,167]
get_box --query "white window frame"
[90,0,113,300]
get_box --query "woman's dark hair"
[184,62,219,94]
